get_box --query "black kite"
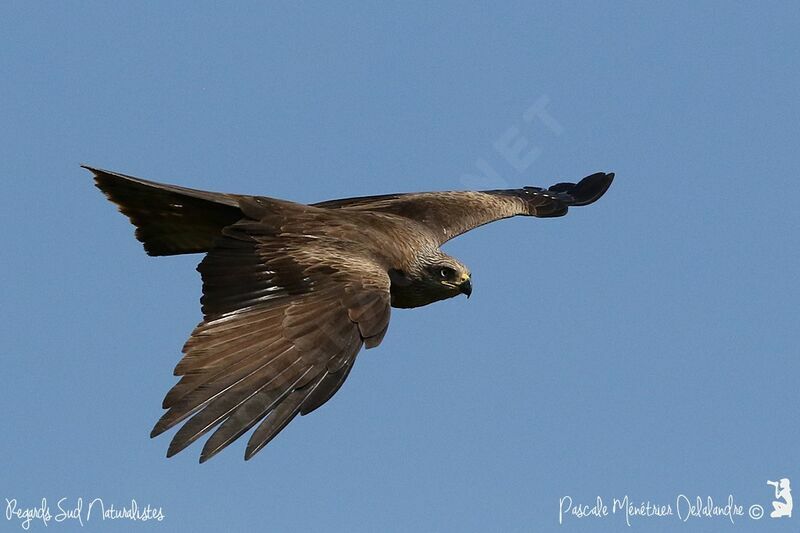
[88,166,613,462]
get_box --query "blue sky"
[2,2,799,531]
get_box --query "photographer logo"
[767,478,791,518]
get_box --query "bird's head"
[390,250,472,308]
[423,257,472,299]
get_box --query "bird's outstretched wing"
[151,221,391,462]
[89,166,612,254]
[313,172,614,244]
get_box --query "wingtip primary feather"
[567,171,614,206]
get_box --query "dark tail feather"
[85,166,244,256]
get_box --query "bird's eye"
[439,267,453,279]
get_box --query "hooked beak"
[458,278,472,298]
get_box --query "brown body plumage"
[88,166,613,462]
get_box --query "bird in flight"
[88,166,613,462]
